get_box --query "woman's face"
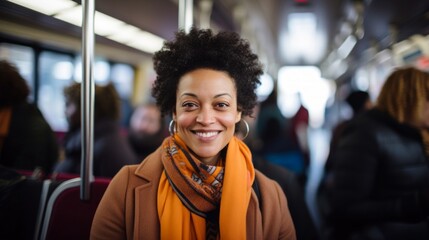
[65,99,80,130]
[174,68,242,165]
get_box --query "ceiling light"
[127,31,165,54]
[53,5,82,27]
[7,0,76,15]
[107,25,141,44]
[7,0,166,54]
[337,35,357,59]
[94,12,126,36]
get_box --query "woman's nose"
[196,107,215,125]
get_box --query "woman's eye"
[217,102,229,108]
[182,102,197,109]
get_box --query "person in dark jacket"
[326,67,429,240]
[253,155,320,240]
[0,60,58,175]
[317,90,373,230]
[325,90,372,172]
[54,82,138,178]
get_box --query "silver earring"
[237,119,249,140]
[169,120,176,136]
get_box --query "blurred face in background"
[129,104,162,137]
[65,99,80,130]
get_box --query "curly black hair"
[151,27,263,117]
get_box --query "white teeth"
[196,131,218,138]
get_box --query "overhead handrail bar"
[81,0,95,201]
[179,0,193,33]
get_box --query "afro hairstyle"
[151,27,263,117]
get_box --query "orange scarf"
[157,134,255,239]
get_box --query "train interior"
[1,0,429,239]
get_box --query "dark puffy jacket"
[55,119,138,178]
[327,108,429,240]
[1,103,58,174]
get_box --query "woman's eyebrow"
[179,93,233,98]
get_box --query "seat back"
[0,177,48,240]
[39,177,110,240]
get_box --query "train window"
[73,57,111,85]
[111,63,135,127]
[94,60,110,85]
[111,63,134,99]
[38,51,74,132]
[0,43,35,101]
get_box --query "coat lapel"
[132,148,164,240]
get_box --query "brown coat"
[91,147,296,240]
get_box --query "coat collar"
[134,145,165,181]
[130,146,165,240]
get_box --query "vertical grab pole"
[81,0,95,201]
[179,0,193,33]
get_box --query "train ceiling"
[1,0,429,78]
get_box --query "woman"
[54,82,138,178]
[91,28,296,239]
[326,67,429,240]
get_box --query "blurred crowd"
[1,58,429,239]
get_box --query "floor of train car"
[306,127,330,230]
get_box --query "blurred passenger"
[326,67,429,240]
[91,28,296,239]
[0,60,58,175]
[54,82,138,178]
[290,93,310,185]
[128,102,168,160]
[246,110,320,240]
[256,90,306,181]
[326,90,372,170]
[318,90,372,235]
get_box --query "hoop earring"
[169,120,176,136]
[237,119,249,140]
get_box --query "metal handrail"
[81,0,95,201]
[179,0,193,33]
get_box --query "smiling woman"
[174,69,241,166]
[90,27,297,240]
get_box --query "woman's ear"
[235,111,242,123]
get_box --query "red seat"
[39,177,110,240]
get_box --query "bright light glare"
[281,13,326,64]
[53,5,82,27]
[95,12,126,36]
[337,35,357,59]
[53,61,73,80]
[8,0,166,54]
[354,68,370,91]
[287,13,317,60]
[127,32,165,54]
[94,61,110,85]
[111,64,134,98]
[256,73,274,102]
[8,0,76,15]
[277,66,332,128]
[107,25,140,44]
